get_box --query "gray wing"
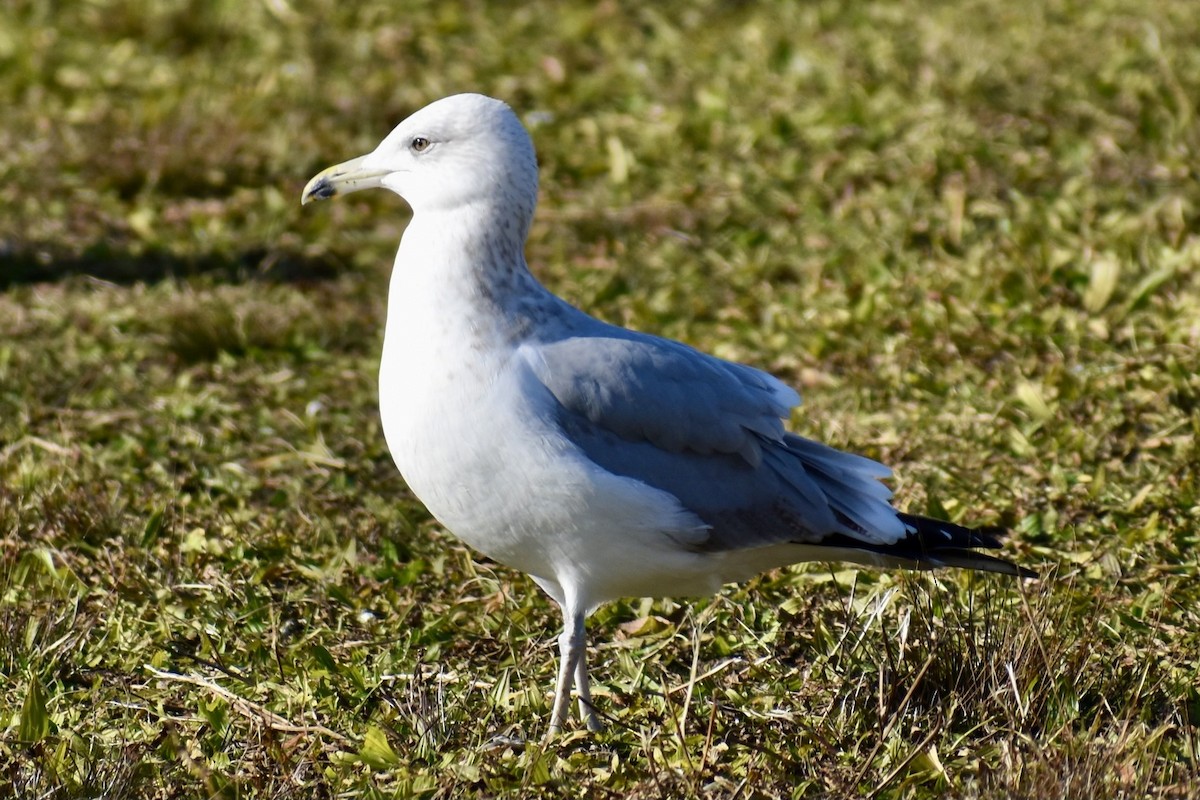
[522,331,798,465]
[518,330,906,551]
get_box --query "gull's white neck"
[387,203,542,338]
[377,203,554,443]
[375,199,576,564]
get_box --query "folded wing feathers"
[526,336,795,461]
[771,435,903,544]
[768,438,1032,576]
[525,333,1032,578]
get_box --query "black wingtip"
[823,512,1038,579]
[898,513,1038,579]
[928,548,1040,579]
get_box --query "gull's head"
[302,93,538,218]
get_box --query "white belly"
[374,232,715,610]
[377,324,716,609]
[379,342,566,573]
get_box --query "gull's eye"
[411,136,431,153]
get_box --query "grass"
[2,0,1199,796]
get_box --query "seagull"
[301,93,1034,735]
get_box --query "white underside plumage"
[380,214,732,613]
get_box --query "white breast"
[374,223,715,610]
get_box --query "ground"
[1,0,1198,797]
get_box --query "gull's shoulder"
[517,307,800,464]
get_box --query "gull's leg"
[574,643,602,732]
[548,608,586,735]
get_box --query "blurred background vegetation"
[1,0,1198,797]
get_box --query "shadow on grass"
[0,244,345,289]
